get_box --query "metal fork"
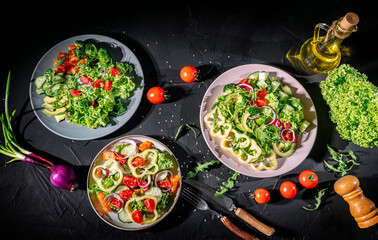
[181,187,258,240]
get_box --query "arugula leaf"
[303,185,329,211]
[215,171,240,196]
[186,160,220,179]
[323,145,359,176]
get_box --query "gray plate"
[29,34,144,140]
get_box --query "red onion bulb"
[50,165,79,192]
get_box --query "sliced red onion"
[103,193,124,214]
[117,161,131,174]
[154,169,173,192]
[77,77,83,84]
[262,105,277,125]
[138,175,151,188]
[113,139,137,158]
[96,167,110,179]
[280,128,296,143]
[248,112,259,120]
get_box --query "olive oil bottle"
[299,12,359,74]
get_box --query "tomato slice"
[238,78,249,84]
[158,180,171,189]
[131,156,144,167]
[104,80,112,90]
[138,179,149,192]
[115,153,127,164]
[283,122,291,129]
[108,197,123,210]
[80,75,92,84]
[255,98,268,107]
[257,89,267,99]
[144,199,156,212]
[92,79,102,88]
[70,89,82,97]
[123,175,138,188]
[110,67,121,76]
[132,210,143,224]
[119,189,133,200]
[273,119,282,128]
[57,51,67,60]
[66,66,78,75]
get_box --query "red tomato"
[299,170,319,189]
[66,66,78,75]
[283,122,291,129]
[131,156,144,167]
[255,98,268,107]
[53,60,66,73]
[238,79,253,91]
[123,175,138,188]
[238,78,249,84]
[119,189,133,200]
[272,119,282,129]
[138,179,149,192]
[257,89,267,99]
[115,153,127,164]
[108,197,123,210]
[158,180,171,189]
[68,54,77,65]
[57,51,67,60]
[68,45,77,51]
[254,188,270,204]
[280,181,297,199]
[147,87,166,104]
[88,101,98,108]
[110,67,121,76]
[70,89,82,97]
[180,66,198,82]
[132,210,143,224]
[80,75,92,84]
[144,199,156,212]
[93,79,102,88]
[104,80,112,90]
[282,130,297,143]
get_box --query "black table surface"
[1,2,377,240]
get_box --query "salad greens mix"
[320,64,378,148]
[34,40,138,129]
[89,138,180,225]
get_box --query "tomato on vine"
[180,66,198,82]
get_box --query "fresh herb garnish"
[215,171,240,196]
[303,184,329,211]
[186,160,220,179]
[323,145,359,176]
[174,124,198,142]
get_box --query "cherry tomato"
[123,175,138,188]
[104,80,112,90]
[115,153,127,164]
[283,122,291,129]
[119,189,133,200]
[138,179,149,192]
[158,180,171,189]
[238,78,249,84]
[280,181,297,199]
[253,188,270,204]
[180,66,198,82]
[282,129,297,143]
[255,98,268,107]
[131,156,145,167]
[147,87,166,104]
[299,170,319,189]
[108,197,123,210]
[257,89,267,99]
[272,119,282,129]
[80,75,92,84]
[131,210,143,224]
[144,199,156,212]
[88,101,98,108]
[110,67,121,76]
[93,79,102,88]
[70,89,82,97]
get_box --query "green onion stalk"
[0,72,78,191]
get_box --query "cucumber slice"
[281,85,292,95]
[52,75,66,84]
[51,84,65,95]
[271,81,281,92]
[278,90,289,100]
[118,209,132,223]
[144,187,162,202]
[35,87,44,95]
[155,171,168,181]
[35,76,46,89]
[115,185,130,194]
[120,143,136,157]
[258,72,270,81]
[299,120,310,133]
[247,71,259,80]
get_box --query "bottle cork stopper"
[340,12,359,30]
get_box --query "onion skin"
[50,165,79,192]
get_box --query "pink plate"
[199,64,317,178]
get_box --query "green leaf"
[186,160,220,179]
[303,185,329,211]
[214,171,240,196]
[174,124,198,142]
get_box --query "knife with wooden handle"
[184,179,275,236]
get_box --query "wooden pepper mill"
[334,175,378,228]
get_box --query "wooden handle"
[221,216,259,240]
[235,208,275,236]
